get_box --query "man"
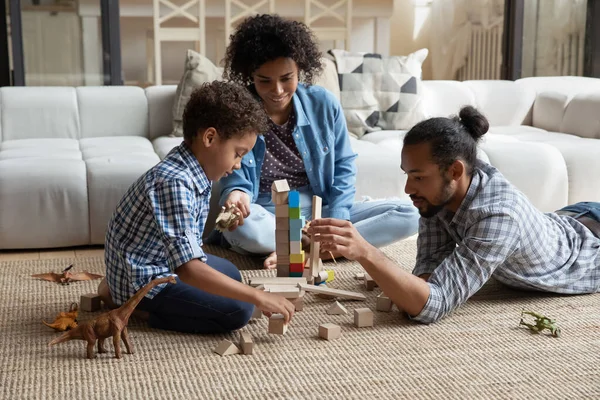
[308,106,600,324]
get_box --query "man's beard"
[412,179,454,218]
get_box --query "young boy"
[97,81,296,334]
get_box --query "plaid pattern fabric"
[105,143,211,305]
[412,161,600,324]
[328,49,426,138]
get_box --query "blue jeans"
[136,254,254,334]
[557,202,600,222]
[218,186,420,256]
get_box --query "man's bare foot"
[264,251,277,269]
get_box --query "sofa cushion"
[421,80,476,118]
[153,136,183,159]
[314,57,341,102]
[0,87,80,140]
[80,136,158,159]
[561,92,600,139]
[463,80,536,126]
[532,91,569,132]
[77,87,149,139]
[0,158,89,248]
[146,85,178,140]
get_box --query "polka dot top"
[259,111,310,193]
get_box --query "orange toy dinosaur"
[32,264,103,285]
[49,276,177,359]
[43,303,79,331]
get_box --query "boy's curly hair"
[223,14,323,86]
[183,81,269,142]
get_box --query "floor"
[0,245,105,261]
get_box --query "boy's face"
[252,57,299,117]
[194,129,257,181]
[401,142,456,218]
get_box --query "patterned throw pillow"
[328,49,429,138]
[171,50,224,137]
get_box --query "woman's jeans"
[220,186,420,256]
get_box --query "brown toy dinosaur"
[43,302,79,331]
[32,264,103,285]
[48,276,177,359]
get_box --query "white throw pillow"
[171,49,224,137]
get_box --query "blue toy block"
[289,272,303,277]
[288,191,300,208]
[290,228,302,241]
[289,217,305,232]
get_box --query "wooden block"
[292,291,305,311]
[289,217,305,232]
[268,314,288,335]
[272,191,289,205]
[364,273,377,291]
[290,272,303,277]
[376,293,393,312]
[80,293,102,312]
[288,191,300,207]
[275,205,289,218]
[271,179,290,193]
[290,262,304,273]
[239,332,253,355]
[314,270,329,284]
[277,255,290,265]
[248,277,307,286]
[276,229,290,243]
[298,283,366,300]
[214,339,241,356]
[319,323,341,340]
[251,306,263,319]
[327,301,348,315]
[355,272,365,280]
[276,242,290,256]
[290,227,302,241]
[276,217,289,229]
[290,251,305,264]
[290,240,303,254]
[289,207,301,219]
[308,196,323,279]
[276,263,289,277]
[354,308,374,327]
[265,285,301,298]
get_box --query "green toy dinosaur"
[519,310,561,337]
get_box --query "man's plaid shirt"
[105,143,211,305]
[412,161,600,323]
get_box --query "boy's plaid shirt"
[105,143,211,305]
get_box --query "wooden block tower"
[272,179,291,277]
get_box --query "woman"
[207,14,419,268]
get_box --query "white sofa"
[1,76,599,249]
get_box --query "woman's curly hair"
[183,81,269,142]
[223,14,323,86]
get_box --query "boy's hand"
[255,291,295,323]
[225,190,251,219]
[307,218,371,262]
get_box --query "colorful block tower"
[271,179,306,277]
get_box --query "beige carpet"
[2,239,599,399]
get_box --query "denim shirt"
[218,83,358,220]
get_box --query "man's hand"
[224,190,251,230]
[307,218,372,261]
[255,291,295,323]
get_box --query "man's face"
[401,142,455,218]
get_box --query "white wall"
[389,0,432,79]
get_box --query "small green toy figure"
[519,310,561,337]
